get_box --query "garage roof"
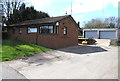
[83,28,118,31]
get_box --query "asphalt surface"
[3,45,118,79]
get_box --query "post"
[97,30,100,39]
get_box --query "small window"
[63,27,67,35]
[28,27,37,33]
[19,28,22,34]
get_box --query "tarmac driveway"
[3,45,118,79]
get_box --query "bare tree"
[84,17,118,28]
[105,17,117,28]
[1,0,23,20]
[84,18,107,28]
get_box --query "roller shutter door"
[84,31,98,38]
[99,31,116,39]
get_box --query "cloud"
[64,0,119,14]
[112,0,119,7]
[72,14,84,21]
[26,0,52,11]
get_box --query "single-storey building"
[5,15,79,48]
[83,28,119,39]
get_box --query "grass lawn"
[1,40,52,61]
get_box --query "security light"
[56,22,59,26]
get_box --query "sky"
[25,0,119,27]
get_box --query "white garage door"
[84,31,98,38]
[100,31,116,39]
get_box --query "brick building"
[6,15,79,48]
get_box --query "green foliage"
[87,38,96,45]
[78,35,83,38]
[110,39,120,46]
[5,3,50,25]
[1,40,52,61]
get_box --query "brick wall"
[7,16,78,48]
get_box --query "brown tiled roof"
[10,15,71,26]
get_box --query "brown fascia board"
[5,15,71,28]
[69,15,80,29]
[5,22,55,28]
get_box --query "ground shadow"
[58,45,108,55]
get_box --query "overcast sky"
[26,0,119,27]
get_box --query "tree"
[117,17,120,28]
[84,18,106,28]
[84,17,118,28]
[5,3,50,25]
[1,0,23,20]
[105,17,117,28]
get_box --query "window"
[49,26,53,34]
[55,26,59,34]
[40,25,54,34]
[19,28,22,34]
[64,27,67,35]
[56,26,59,34]
[28,27,37,33]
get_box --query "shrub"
[110,39,120,46]
[87,38,96,45]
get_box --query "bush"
[110,39,120,46]
[87,38,96,45]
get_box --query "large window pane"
[28,27,37,33]
[49,26,53,29]
[40,25,54,34]
[49,29,53,33]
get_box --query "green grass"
[1,40,52,61]
[78,35,83,38]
